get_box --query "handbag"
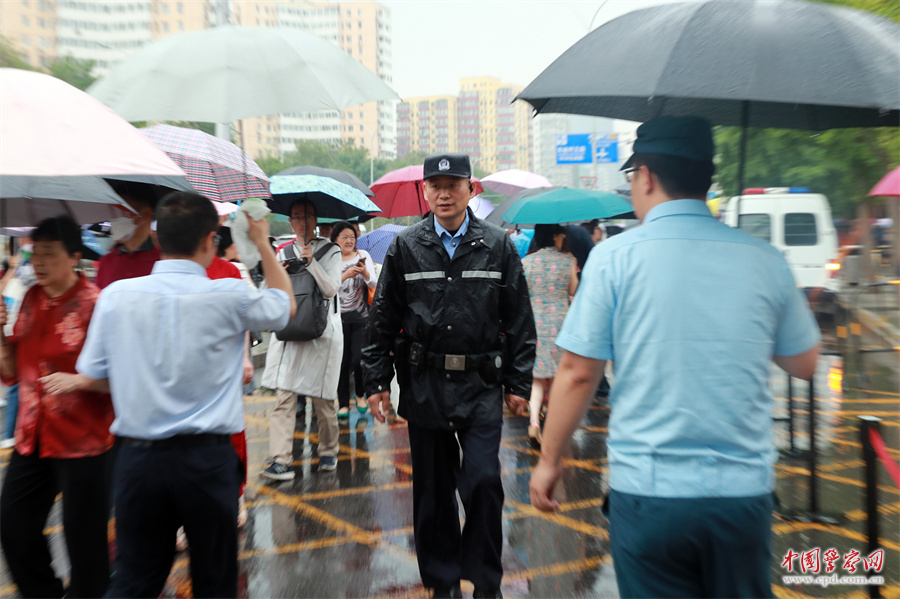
[275,242,337,342]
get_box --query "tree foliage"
[0,37,37,70]
[47,55,97,90]
[256,139,429,185]
[714,0,899,217]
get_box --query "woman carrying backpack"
[331,222,377,420]
[260,199,343,479]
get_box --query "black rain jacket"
[362,209,536,430]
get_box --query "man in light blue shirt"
[46,192,294,598]
[530,116,819,598]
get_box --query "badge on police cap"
[423,153,472,179]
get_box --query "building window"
[21,15,30,26]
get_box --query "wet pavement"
[0,328,897,598]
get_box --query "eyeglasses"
[623,166,640,183]
[289,213,316,221]
[213,234,221,247]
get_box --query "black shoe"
[473,589,502,599]
[432,584,462,599]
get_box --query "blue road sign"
[594,134,619,164]
[555,134,593,165]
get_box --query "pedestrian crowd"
[0,116,820,599]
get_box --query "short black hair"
[156,191,218,257]
[31,215,82,257]
[215,225,233,258]
[630,153,714,198]
[580,219,600,237]
[529,224,569,254]
[290,198,317,219]
[106,180,159,211]
[329,221,356,243]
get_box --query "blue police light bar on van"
[741,187,811,194]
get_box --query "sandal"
[337,407,350,420]
[356,398,368,414]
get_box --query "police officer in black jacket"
[363,153,536,599]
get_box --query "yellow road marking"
[772,521,900,552]
[505,499,609,540]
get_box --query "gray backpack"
[275,242,337,342]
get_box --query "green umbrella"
[498,187,634,225]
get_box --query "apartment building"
[1,0,395,162]
[396,77,533,174]
[1,0,58,69]
[396,95,457,158]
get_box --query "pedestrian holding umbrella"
[268,175,380,221]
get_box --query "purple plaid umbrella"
[140,124,269,203]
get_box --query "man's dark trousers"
[0,448,113,598]
[606,489,775,598]
[407,422,504,591]
[105,440,241,598]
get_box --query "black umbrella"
[518,0,899,128]
[275,166,375,197]
[517,0,900,190]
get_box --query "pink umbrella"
[480,169,552,197]
[1,68,192,226]
[869,166,900,197]
[370,165,485,218]
[213,200,239,216]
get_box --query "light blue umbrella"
[499,186,634,225]
[268,174,380,220]
[356,224,406,264]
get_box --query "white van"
[721,188,839,296]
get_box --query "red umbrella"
[370,165,485,218]
[869,166,900,197]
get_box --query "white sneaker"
[0,439,15,450]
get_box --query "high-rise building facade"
[1,0,394,164]
[1,0,58,69]
[395,95,457,158]
[395,77,533,174]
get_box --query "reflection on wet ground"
[0,333,896,598]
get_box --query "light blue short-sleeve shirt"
[557,200,820,498]
[77,260,290,439]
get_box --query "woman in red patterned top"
[0,216,115,598]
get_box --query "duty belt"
[424,352,502,372]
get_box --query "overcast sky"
[383,0,696,99]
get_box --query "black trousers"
[407,422,504,590]
[105,442,241,598]
[0,448,114,598]
[337,316,366,408]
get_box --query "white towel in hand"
[232,199,271,268]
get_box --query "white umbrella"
[481,169,553,197]
[87,25,401,123]
[0,68,193,226]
